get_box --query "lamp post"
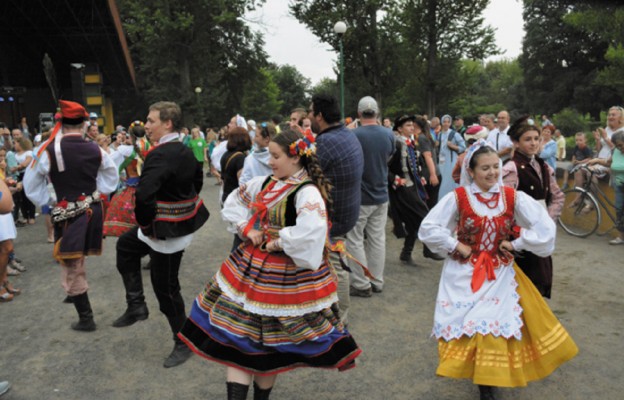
[333,21,347,121]
[194,86,202,120]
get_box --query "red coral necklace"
[474,192,500,209]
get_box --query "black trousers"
[116,226,186,341]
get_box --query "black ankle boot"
[112,272,149,327]
[227,382,249,400]
[71,292,96,332]
[423,244,445,260]
[253,381,273,400]
[163,341,193,368]
[478,385,497,400]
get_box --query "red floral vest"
[453,186,517,292]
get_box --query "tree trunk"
[425,0,437,117]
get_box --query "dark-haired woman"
[503,121,564,298]
[221,127,251,204]
[419,140,577,400]
[103,122,146,237]
[178,130,361,400]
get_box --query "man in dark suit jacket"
[112,101,209,368]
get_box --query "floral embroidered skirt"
[103,186,136,237]
[436,264,578,387]
[178,242,361,375]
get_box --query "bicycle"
[558,164,619,237]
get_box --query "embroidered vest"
[512,151,551,203]
[453,186,516,268]
[47,135,101,202]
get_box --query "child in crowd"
[561,132,592,190]
[0,150,21,301]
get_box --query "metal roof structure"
[0,0,135,93]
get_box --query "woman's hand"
[246,228,264,246]
[499,240,514,253]
[455,242,472,259]
[266,240,282,252]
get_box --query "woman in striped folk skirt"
[178,130,361,400]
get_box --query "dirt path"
[1,179,622,399]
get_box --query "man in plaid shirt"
[308,94,364,325]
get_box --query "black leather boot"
[227,382,249,400]
[71,292,96,332]
[478,385,497,400]
[253,381,273,400]
[163,341,193,368]
[423,244,445,261]
[163,313,192,368]
[112,272,149,327]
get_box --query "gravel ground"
[1,176,622,400]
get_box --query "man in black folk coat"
[112,101,209,368]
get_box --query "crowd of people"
[2,95,624,399]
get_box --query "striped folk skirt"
[178,242,361,375]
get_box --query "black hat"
[393,115,415,131]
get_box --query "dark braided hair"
[272,129,334,218]
[129,122,147,162]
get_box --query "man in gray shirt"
[346,96,395,297]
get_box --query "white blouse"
[222,169,328,271]
[23,138,119,207]
[418,183,556,340]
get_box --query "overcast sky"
[246,0,524,85]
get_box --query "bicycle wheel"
[558,188,601,237]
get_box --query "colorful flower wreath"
[129,120,144,129]
[289,130,316,157]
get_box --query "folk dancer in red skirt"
[104,121,148,237]
[178,130,361,400]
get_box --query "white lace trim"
[432,268,524,341]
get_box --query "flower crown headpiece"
[129,120,144,129]
[289,130,316,157]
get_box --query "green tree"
[393,0,499,116]
[267,64,311,115]
[241,67,283,121]
[118,0,267,126]
[520,0,615,119]
[290,0,399,114]
[565,3,624,99]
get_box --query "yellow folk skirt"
[436,264,578,387]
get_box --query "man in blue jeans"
[308,94,364,325]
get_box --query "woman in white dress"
[418,139,578,400]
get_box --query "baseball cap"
[89,112,98,119]
[357,96,379,115]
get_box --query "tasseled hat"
[33,100,89,170]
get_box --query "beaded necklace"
[474,192,500,209]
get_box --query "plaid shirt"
[316,124,364,236]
